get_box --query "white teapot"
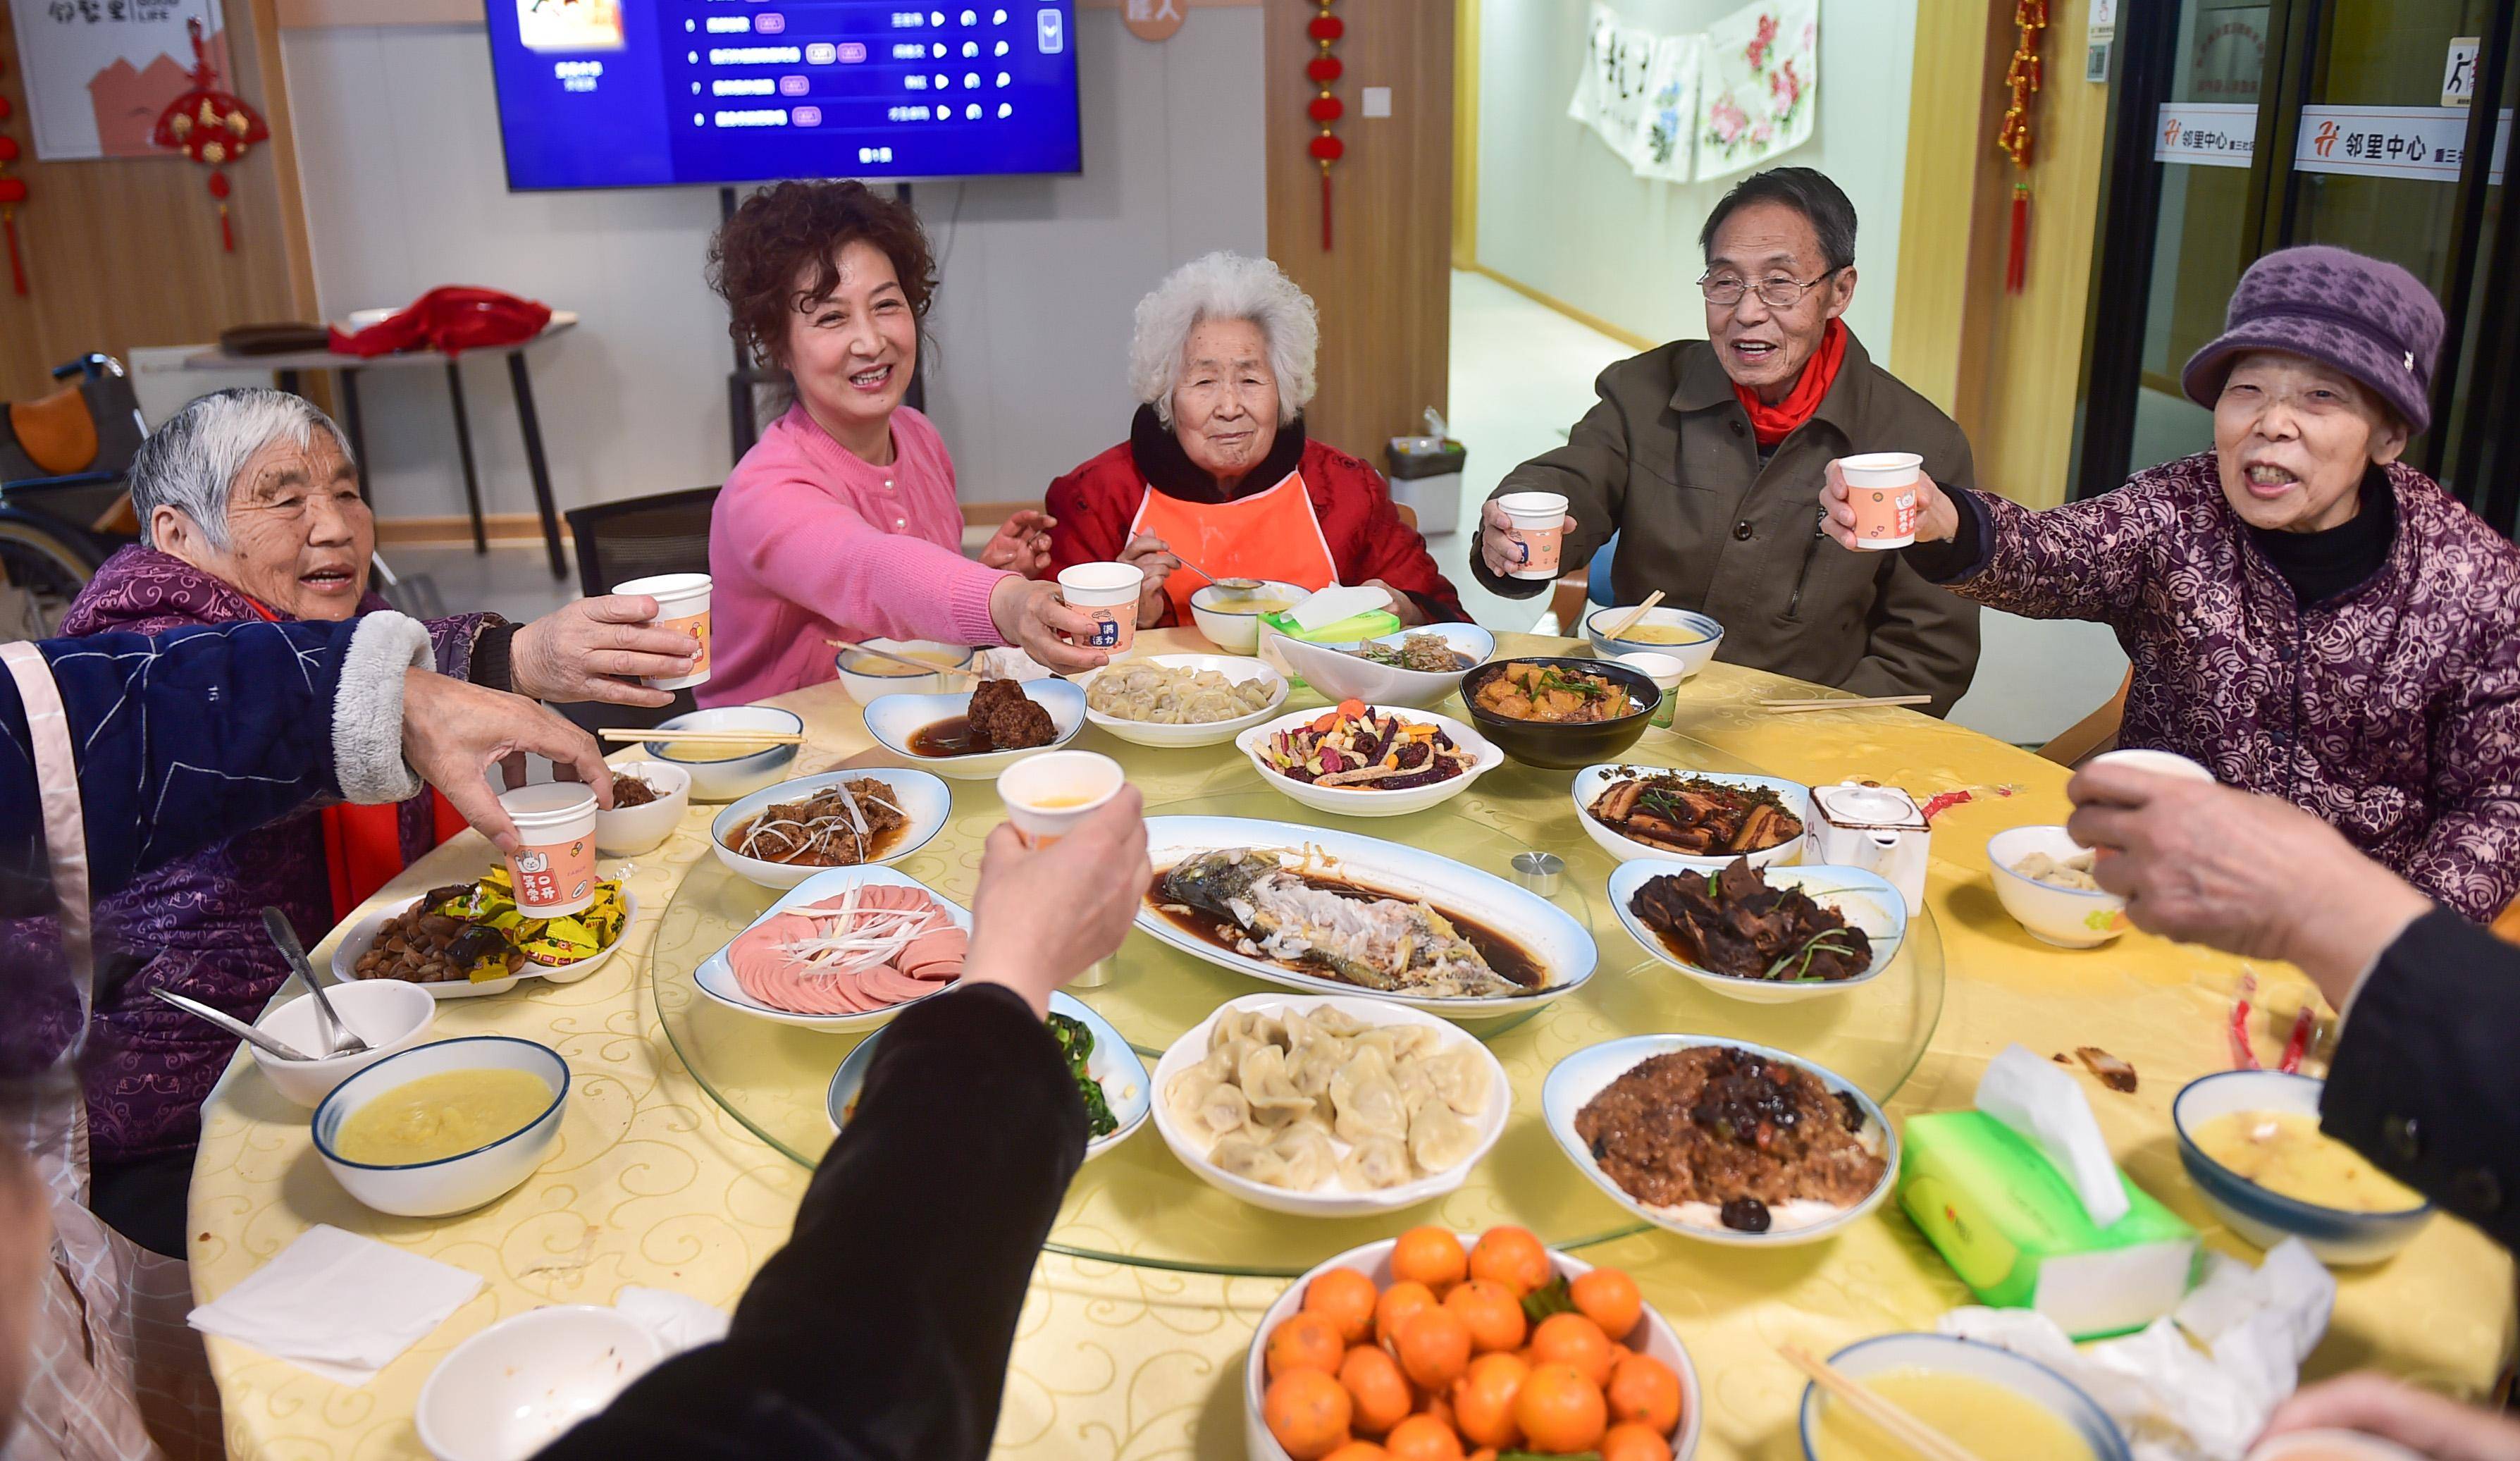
[1807,781,1931,915]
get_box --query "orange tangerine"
[1338,1345,1414,1437]
[1466,1227,1550,1297]
[1321,1443,1390,1461]
[1268,1312,1349,1381]
[1383,1414,1466,1461]
[1391,1227,1469,1296]
[1602,1419,1676,1461]
[1306,1268,1381,1346]
[1605,1352,1684,1436]
[1528,1312,1615,1387]
[1571,1267,1644,1343]
[1514,1362,1607,1454]
[1443,1278,1528,1355]
[1395,1307,1473,1391]
[1376,1281,1440,1350]
[1264,1368,1354,1460]
[1450,1352,1529,1451]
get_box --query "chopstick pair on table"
[1759,695,1934,715]
[1777,1343,1991,1461]
[598,638,983,749]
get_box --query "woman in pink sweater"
[700,181,1105,706]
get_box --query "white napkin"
[1941,1239,2335,1461]
[188,1225,483,1386]
[613,1286,729,1355]
[1286,584,1386,632]
[1977,1042,2131,1228]
[974,646,1053,682]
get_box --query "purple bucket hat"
[2180,244,2444,433]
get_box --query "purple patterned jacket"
[1949,452,2520,921]
[42,547,496,1164]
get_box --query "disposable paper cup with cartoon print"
[1614,651,1689,728]
[1839,453,1922,549]
[499,782,600,917]
[996,751,1126,846]
[2086,748,2215,784]
[612,572,712,691]
[1058,562,1144,657]
[1496,491,1571,580]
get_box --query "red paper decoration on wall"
[0,60,25,295]
[1309,0,1342,249]
[152,18,269,253]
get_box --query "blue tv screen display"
[486,0,1082,190]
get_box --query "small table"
[183,312,581,578]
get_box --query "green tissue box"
[1899,1110,2198,1339]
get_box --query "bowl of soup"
[1187,579,1310,655]
[312,1036,569,1217]
[1586,605,1725,677]
[2174,1069,2433,1265]
[640,706,803,802]
[1799,1333,2130,1461]
[831,639,977,705]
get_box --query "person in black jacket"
[2065,761,2520,1461]
[536,788,1151,1461]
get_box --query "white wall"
[1474,0,1917,355]
[277,10,1265,521]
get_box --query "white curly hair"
[1128,252,1318,428]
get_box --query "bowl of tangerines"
[1244,1224,1701,1461]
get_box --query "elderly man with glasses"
[1476,166,1981,715]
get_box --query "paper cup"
[613,572,712,690]
[1839,453,1920,550]
[1058,562,1144,656]
[996,750,1125,846]
[1613,651,1688,728]
[2086,748,2215,784]
[1496,491,1570,580]
[500,782,600,917]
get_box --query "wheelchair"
[0,354,144,638]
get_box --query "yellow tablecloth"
[192,629,2514,1460]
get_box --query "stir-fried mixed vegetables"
[1256,699,1476,790]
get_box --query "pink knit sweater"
[703,403,1011,706]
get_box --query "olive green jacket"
[1476,331,1982,715]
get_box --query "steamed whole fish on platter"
[1153,849,1533,1000]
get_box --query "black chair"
[558,486,722,734]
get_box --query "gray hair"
[1128,252,1318,428]
[130,388,355,551]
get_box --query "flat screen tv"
[486,0,1082,190]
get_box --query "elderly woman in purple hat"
[1822,245,2520,922]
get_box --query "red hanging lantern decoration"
[0,61,26,295]
[1309,1,1342,250]
[152,18,268,254]
[1996,0,2046,294]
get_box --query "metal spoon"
[261,906,370,1056]
[1161,550,1264,598]
[151,987,318,1062]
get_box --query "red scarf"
[1732,318,1848,446]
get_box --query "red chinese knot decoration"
[1996,0,2046,293]
[152,18,268,253]
[0,59,25,295]
[1308,1,1342,249]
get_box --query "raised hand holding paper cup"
[610,572,712,690]
[1821,457,1960,552]
[1057,562,1146,656]
[1490,491,1573,579]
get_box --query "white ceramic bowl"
[1605,861,1904,1004]
[312,1036,569,1217]
[1077,653,1289,749]
[1586,604,1725,676]
[1544,1034,1897,1246]
[691,864,970,1032]
[831,638,978,704]
[1266,622,1497,710]
[1988,824,2128,948]
[416,1305,664,1461]
[1139,815,1600,1018]
[2173,1069,2435,1266]
[1233,705,1504,820]
[862,679,1085,780]
[1245,1232,1704,1460]
[1151,993,1509,1218]
[1571,763,1810,870]
[333,888,640,998]
[1188,579,1311,655]
[594,760,690,856]
[250,979,438,1108]
[640,706,804,802]
[1798,1333,2130,1461]
[827,990,1149,1159]
[707,768,953,890]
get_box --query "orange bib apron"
[1128,470,1339,624]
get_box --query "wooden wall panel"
[1265,0,1451,457]
[0,0,308,402]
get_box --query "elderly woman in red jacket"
[1044,252,1465,629]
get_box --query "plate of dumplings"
[1150,993,1511,1217]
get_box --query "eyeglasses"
[1698,269,1843,308]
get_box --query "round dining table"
[191,627,2516,1460]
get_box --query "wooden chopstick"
[598,728,807,745]
[1760,694,1934,713]
[824,638,982,682]
[1777,1343,1988,1461]
[1599,589,1668,643]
